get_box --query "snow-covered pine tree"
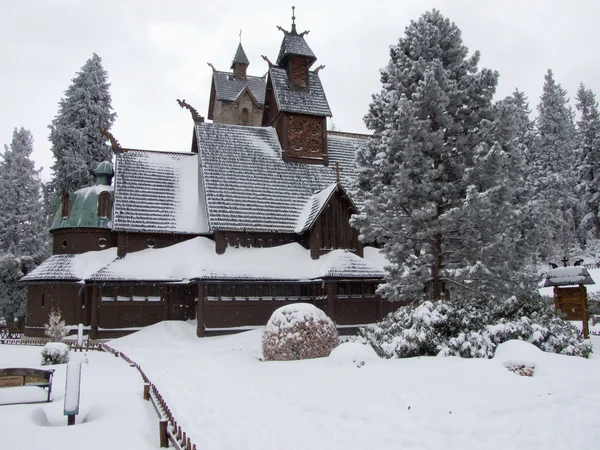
[574,84,600,242]
[352,10,539,302]
[48,53,116,198]
[531,70,579,260]
[0,128,48,324]
[0,128,47,257]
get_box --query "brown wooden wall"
[25,284,86,335]
[52,228,116,254]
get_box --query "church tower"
[207,41,266,126]
[262,8,332,164]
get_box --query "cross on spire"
[239,29,242,44]
[561,256,569,267]
[332,162,342,184]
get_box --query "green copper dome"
[95,161,114,186]
[50,185,115,231]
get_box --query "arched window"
[61,192,70,218]
[241,107,249,125]
[97,191,111,218]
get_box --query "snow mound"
[329,342,379,368]
[493,340,541,376]
[262,303,339,361]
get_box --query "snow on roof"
[112,150,209,234]
[295,183,337,233]
[21,248,118,282]
[87,237,384,282]
[195,124,364,233]
[276,32,316,66]
[213,71,266,107]
[543,266,595,287]
[269,67,332,117]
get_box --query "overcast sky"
[1,0,599,180]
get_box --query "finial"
[177,99,204,123]
[291,6,297,34]
[261,55,274,68]
[239,29,242,44]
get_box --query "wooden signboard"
[554,285,590,339]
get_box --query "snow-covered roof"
[112,150,209,234]
[195,123,365,233]
[269,67,332,117]
[88,237,384,282]
[276,32,316,66]
[213,71,266,107]
[543,266,595,287]
[21,248,117,282]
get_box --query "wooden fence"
[102,344,198,450]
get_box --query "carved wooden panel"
[288,115,322,157]
[291,56,307,86]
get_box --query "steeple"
[231,34,250,80]
[276,6,316,87]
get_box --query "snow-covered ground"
[107,321,600,450]
[0,345,157,449]
[2,320,599,449]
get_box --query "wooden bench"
[0,368,55,403]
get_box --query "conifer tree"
[574,84,600,241]
[352,10,539,301]
[48,53,116,197]
[532,70,578,259]
[0,128,47,324]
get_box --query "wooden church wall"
[52,228,116,255]
[25,284,85,337]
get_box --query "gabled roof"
[86,237,384,282]
[21,249,117,283]
[295,183,358,234]
[276,32,316,66]
[231,43,250,68]
[112,150,209,234]
[212,71,266,107]
[195,123,366,233]
[269,67,331,117]
[543,266,595,287]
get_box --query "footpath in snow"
[110,321,600,450]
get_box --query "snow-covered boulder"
[329,342,379,368]
[41,342,70,366]
[262,303,339,361]
[493,340,541,376]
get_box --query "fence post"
[159,419,168,448]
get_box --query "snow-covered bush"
[44,309,69,342]
[41,342,70,365]
[262,303,339,361]
[588,291,600,316]
[329,342,379,368]
[356,294,592,359]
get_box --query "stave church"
[22,12,402,339]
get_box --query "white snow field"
[2,323,599,449]
[107,321,600,450]
[0,345,157,449]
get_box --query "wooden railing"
[102,344,198,450]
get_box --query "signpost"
[64,361,82,425]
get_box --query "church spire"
[231,38,250,80]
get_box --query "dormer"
[262,9,332,165]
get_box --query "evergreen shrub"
[41,342,70,365]
[355,294,592,359]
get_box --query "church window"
[241,108,249,125]
[62,240,68,248]
[61,192,70,218]
[98,191,111,218]
[41,294,45,308]
[98,238,107,249]
[147,286,161,302]
[248,284,258,298]
[207,285,217,298]
[350,283,361,297]
[235,284,245,298]
[338,283,347,296]
[147,238,156,248]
